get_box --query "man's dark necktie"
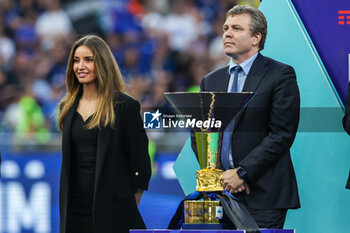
[221,66,241,170]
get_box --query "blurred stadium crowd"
[0,0,258,147]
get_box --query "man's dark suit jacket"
[342,82,350,189]
[199,53,301,210]
[59,91,152,233]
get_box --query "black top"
[68,112,97,215]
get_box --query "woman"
[57,35,152,233]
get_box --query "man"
[342,82,350,189]
[199,5,300,229]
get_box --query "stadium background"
[1,0,350,232]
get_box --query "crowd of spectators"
[0,0,259,145]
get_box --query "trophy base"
[196,169,223,192]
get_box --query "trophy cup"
[163,92,254,192]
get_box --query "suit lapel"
[62,91,81,179]
[242,53,268,93]
[94,120,112,192]
[234,53,268,127]
[217,66,230,91]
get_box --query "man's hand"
[221,168,251,194]
[134,192,143,206]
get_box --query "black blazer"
[342,81,350,189]
[199,53,301,209]
[59,91,152,233]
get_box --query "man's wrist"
[236,166,248,181]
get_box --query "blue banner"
[0,152,61,233]
[292,0,350,103]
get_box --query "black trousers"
[66,211,94,233]
[245,206,288,229]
